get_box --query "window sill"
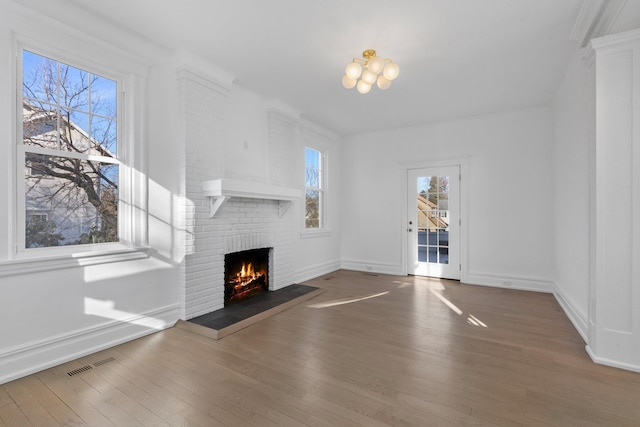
[0,247,150,277]
[300,229,332,239]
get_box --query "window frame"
[6,36,148,266]
[302,145,330,237]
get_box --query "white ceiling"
[21,0,585,135]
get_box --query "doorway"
[407,166,460,279]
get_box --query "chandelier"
[342,49,400,94]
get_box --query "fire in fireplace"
[224,248,270,306]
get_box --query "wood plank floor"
[2,270,640,426]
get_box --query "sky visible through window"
[305,147,320,188]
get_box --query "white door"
[407,167,460,279]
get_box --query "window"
[19,49,120,249]
[304,147,324,229]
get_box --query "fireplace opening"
[224,248,271,306]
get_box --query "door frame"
[400,158,469,281]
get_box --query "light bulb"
[357,80,371,94]
[383,62,400,80]
[342,75,356,89]
[361,69,377,85]
[377,75,391,90]
[367,56,384,74]
[345,62,362,79]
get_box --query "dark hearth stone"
[188,284,319,331]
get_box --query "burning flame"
[238,262,256,280]
[226,259,268,304]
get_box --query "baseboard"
[0,304,179,385]
[295,259,341,283]
[340,259,404,276]
[586,345,640,373]
[464,271,554,293]
[553,286,589,343]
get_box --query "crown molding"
[174,50,235,95]
[570,0,628,47]
[591,27,640,50]
[264,98,301,122]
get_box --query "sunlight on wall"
[82,256,172,282]
[84,297,167,330]
[148,178,175,261]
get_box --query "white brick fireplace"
[175,60,303,320]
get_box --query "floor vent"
[67,365,93,377]
[66,356,116,377]
[93,357,116,367]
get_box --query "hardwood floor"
[2,270,640,426]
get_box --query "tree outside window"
[305,147,323,229]
[21,50,119,248]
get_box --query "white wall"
[551,48,591,339]
[341,107,555,291]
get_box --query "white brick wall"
[177,70,301,319]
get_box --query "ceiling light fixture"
[342,49,400,94]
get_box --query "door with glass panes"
[407,167,460,279]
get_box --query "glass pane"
[417,230,427,245]
[92,76,117,118]
[418,246,428,262]
[437,198,449,210]
[438,230,449,247]
[306,166,319,188]
[91,117,117,155]
[428,231,437,245]
[58,109,92,153]
[428,247,438,263]
[23,102,58,149]
[25,154,118,247]
[60,64,89,111]
[305,147,320,168]
[305,148,321,188]
[439,247,449,264]
[305,190,319,228]
[438,176,449,194]
[417,176,428,194]
[22,50,57,104]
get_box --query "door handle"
[407,228,413,232]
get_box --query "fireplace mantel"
[203,179,302,217]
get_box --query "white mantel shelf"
[202,179,302,218]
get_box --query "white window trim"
[4,34,148,269]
